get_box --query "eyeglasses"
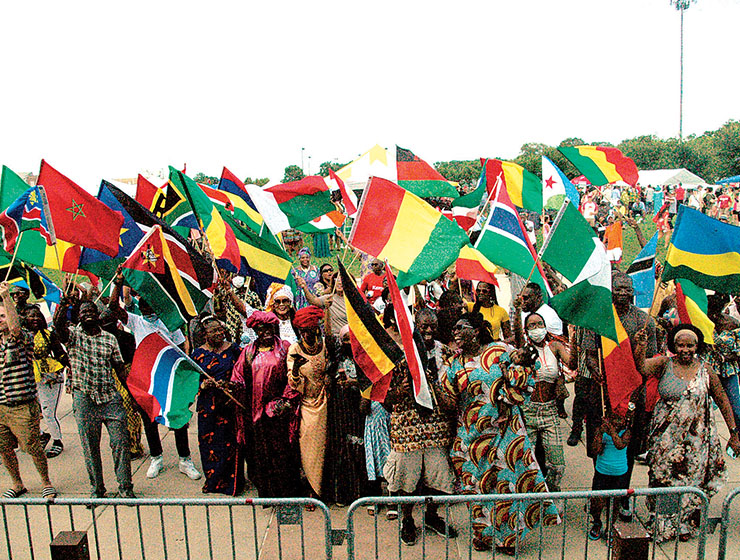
[273,298,291,305]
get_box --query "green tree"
[714,120,740,179]
[317,160,350,177]
[282,165,305,183]
[193,172,218,185]
[244,177,270,186]
[434,160,482,192]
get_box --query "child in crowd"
[588,407,633,540]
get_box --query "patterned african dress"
[646,360,726,541]
[293,265,320,310]
[442,343,560,548]
[192,344,245,496]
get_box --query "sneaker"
[635,452,648,464]
[588,520,602,541]
[39,432,51,448]
[46,441,64,458]
[619,505,633,522]
[424,514,458,539]
[119,490,137,499]
[146,456,164,479]
[400,517,417,546]
[179,456,202,480]
[567,432,581,447]
[386,508,398,521]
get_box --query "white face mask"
[527,327,548,343]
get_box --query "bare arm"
[108,266,128,324]
[0,283,21,339]
[709,366,740,453]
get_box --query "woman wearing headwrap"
[264,283,298,344]
[639,323,740,542]
[287,306,330,499]
[322,323,367,505]
[232,311,302,498]
[191,317,245,495]
[292,248,319,310]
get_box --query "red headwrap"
[293,306,324,329]
[245,311,279,329]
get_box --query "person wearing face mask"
[517,313,572,493]
[109,267,201,482]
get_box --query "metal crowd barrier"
[718,486,740,560]
[0,496,332,560]
[342,487,710,560]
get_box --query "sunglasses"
[273,298,291,305]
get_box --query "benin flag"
[483,158,542,213]
[121,226,210,332]
[558,146,639,187]
[338,261,403,401]
[601,306,643,415]
[349,177,470,288]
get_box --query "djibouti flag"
[542,156,580,211]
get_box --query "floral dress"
[293,265,319,310]
[442,343,560,548]
[646,359,726,541]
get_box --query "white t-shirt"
[522,303,563,336]
[126,312,186,347]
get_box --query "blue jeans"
[73,392,132,496]
[720,375,740,429]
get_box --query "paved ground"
[1,383,738,560]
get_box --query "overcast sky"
[1,0,738,191]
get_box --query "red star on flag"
[545,176,557,189]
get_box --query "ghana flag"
[338,260,403,402]
[662,206,740,294]
[558,145,639,187]
[483,158,542,213]
[349,177,469,288]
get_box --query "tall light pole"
[671,0,695,142]
[301,147,305,174]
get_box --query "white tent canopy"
[637,168,708,189]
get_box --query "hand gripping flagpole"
[520,197,569,289]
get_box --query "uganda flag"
[337,260,403,401]
[121,226,211,332]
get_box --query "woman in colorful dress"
[191,317,245,495]
[292,248,320,310]
[264,283,298,344]
[232,311,302,498]
[442,312,559,555]
[287,306,330,500]
[640,324,740,542]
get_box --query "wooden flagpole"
[2,232,23,283]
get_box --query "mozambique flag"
[168,167,241,272]
[675,278,715,345]
[338,260,403,401]
[221,212,293,301]
[601,306,643,415]
[662,206,740,294]
[396,146,459,198]
[135,175,165,210]
[482,158,542,213]
[558,146,639,187]
[121,225,212,332]
[349,177,469,288]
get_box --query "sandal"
[2,488,28,499]
[42,486,58,499]
[46,442,64,458]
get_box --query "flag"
[37,160,124,256]
[558,146,639,187]
[79,181,215,289]
[542,156,580,210]
[0,186,53,253]
[135,175,165,210]
[349,177,470,288]
[662,205,740,294]
[0,255,49,300]
[338,260,404,401]
[451,163,488,231]
[221,212,293,301]
[483,158,542,212]
[395,146,459,198]
[626,232,658,308]
[601,307,643,415]
[542,203,617,341]
[455,245,499,287]
[217,168,274,237]
[128,332,201,429]
[168,167,241,272]
[675,278,714,345]
[385,262,432,409]
[474,178,549,294]
[121,226,212,332]
[296,210,345,234]
[329,168,357,216]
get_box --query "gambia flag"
[558,145,639,187]
[121,225,211,332]
[349,177,470,288]
[128,332,201,429]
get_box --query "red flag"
[384,262,433,409]
[135,174,165,210]
[601,307,642,415]
[37,160,124,257]
[329,168,357,216]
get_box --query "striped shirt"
[0,331,36,405]
[67,325,124,404]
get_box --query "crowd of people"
[0,183,739,555]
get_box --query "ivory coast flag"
[349,177,470,288]
[601,306,643,415]
[558,145,639,187]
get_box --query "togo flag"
[128,332,202,429]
